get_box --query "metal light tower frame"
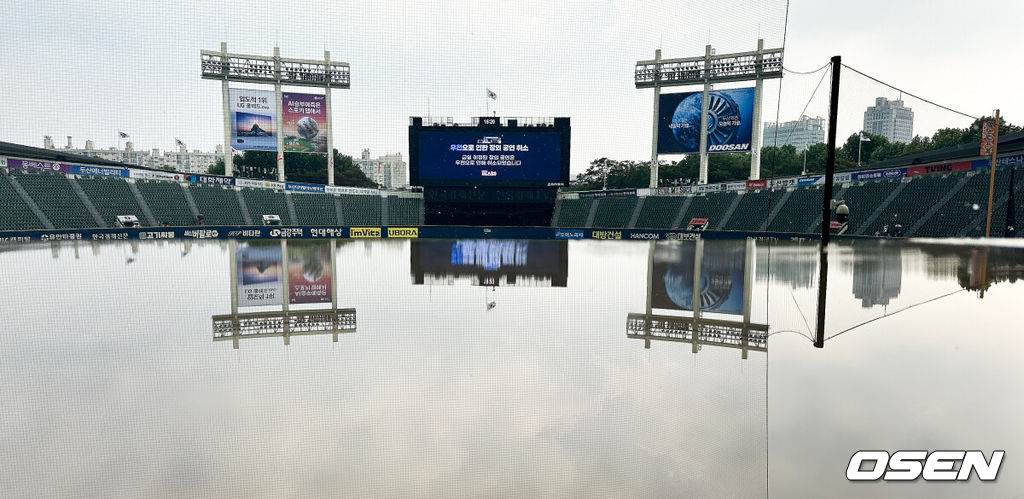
[635,40,783,187]
[201,42,350,184]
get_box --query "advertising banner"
[797,175,823,186]
[980,120,997,156]
[130,169,184,181]
[287,240,333,304]
[70,165,129,178]
[906,161,971,177]
[282,93,327,153]
[651,240,745,315]
[852,168,905,182]
[229,88,277,151]
[657,88,755,154]
[325,185,379,196]
[834,172,853,183]
[577,189,637,199]
[6,158,73,173]
[286,182,325,193]
[995,153,1024,167]
[726,182,747,191]
[235,178,286,190]
[746,179,767,190]
[236,242,283,307]
[770,177,798,188]
[187,174,234,186]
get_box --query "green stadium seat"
[77,176,146,227]
[136,180,194,226]
[12,170,97,229]
[591,197,638,228]
[0,173,45,230]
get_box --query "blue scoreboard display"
[409,118,570,188]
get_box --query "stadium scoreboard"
[409,117,570,188]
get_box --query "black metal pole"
[815,55,841,348]
[821,56,842,245]
[1006,162,1016,237]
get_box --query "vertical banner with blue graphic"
[657,88,755,154]
[229,88,278,151]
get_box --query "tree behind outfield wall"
[209,150,376,188]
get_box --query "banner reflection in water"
[236,241,283,307]
[288,240,333,304]
[652,240,746,315]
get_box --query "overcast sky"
[1,0,1020,176]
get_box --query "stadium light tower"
[201,43,350,184]
[635,40,783,187]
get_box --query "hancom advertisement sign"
[229,88,277,151]
[287,240,333,304]
[658,88,755,154]
[236,242,283,307]
[282,93,327,153]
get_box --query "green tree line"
[208,150,376,187]
[569,116,1021,190]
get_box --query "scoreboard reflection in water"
[409,119,570,187]
[411,239,568,287]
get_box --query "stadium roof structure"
[0,141,138,169]
[866,131,1024,170]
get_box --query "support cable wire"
[766,2,792,476]
[825,288,965,342]
[841,64,979,120]
[782,61,831,75]
[781,66,831,147]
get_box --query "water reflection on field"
[0,237,1020,497]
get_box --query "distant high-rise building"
[761,115,825,152]
[355,150,407,189]
[863,97,914,144]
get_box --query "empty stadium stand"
[553,198,593,227]
[3,155,1022,238]
[387,196,422,226]
[723,190,772,232]
[136,180,195,226]
[591,197,638,228]
[862,175,952,237]
[12,170,99,229]
[188,184,246,226]
[680,192,737,230]
[0,173,45,231]
[241,188,293,225]
[634,196,686,229]
[291,192,339,226]
[767,186,824,233]
[338,194,381,226]
[76,176,147,228]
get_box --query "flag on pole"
[980,120,997,156]
[119,131,129,138]
[486,89,497,100]
[859,132,871,142]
